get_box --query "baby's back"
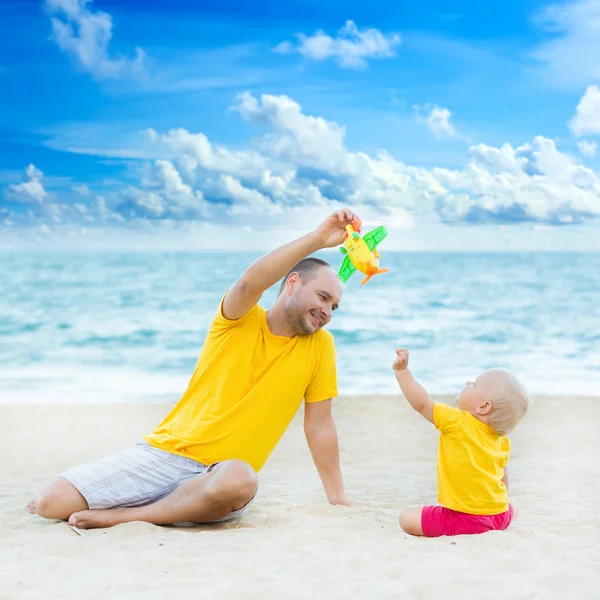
[433,402,510,516]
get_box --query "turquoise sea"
[1,251,599,403]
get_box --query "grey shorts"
[59,440,255,524]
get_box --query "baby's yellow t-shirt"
[433,402,510,515]
[144,296,338,472]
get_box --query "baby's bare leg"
[399,505,424,536]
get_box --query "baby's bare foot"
[26,499,37,515]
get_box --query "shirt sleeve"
[501,436,511,467]
[209,290,258,333]
[304,331,338,404]
[433,402,462,435]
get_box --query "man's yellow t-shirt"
[144,296,338,472]
[433,402,510,515]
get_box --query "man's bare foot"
[68,508,127,530]
[26,500,37,515]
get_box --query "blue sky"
[2,0,600,250]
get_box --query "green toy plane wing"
[363,226,388,252]
[338,256,356,283]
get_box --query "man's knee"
[207,460,257,505]
[36,478,88,520]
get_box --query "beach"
[3,394,599,599]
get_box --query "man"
[27,208,360,529]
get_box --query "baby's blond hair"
[485,369,529,436]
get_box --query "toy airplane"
[338,219,389,285]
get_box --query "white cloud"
[444,136,600,222]
[145,127,269,179]
[119,186,165,217]
[274,20,401,69]
[6,164,48,203]
[569,85,600,136]
[144,122,331,215]
[143,96,600,226]
[119,159,206,218]
[46,0,145,79]
[72,184,91,196]
[578,140,598,157]
[45,203,65,223]
[95,195,123,223]
[218,175,278,214]
[6,93,600,234]
[531,0,600,87]
[232,92,347,171]
[414,104,463,140]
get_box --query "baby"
[392,348,529,538]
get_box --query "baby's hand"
[393,348,409,371]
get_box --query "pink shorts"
[421,504,514,537]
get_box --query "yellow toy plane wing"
[338,254,356,283]
[363,226,388,252]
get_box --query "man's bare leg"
[27,478,88,520]
[68,459,257,529]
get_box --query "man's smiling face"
[283,266,342,336]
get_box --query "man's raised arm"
[222,208,358,320]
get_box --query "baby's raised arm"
[392,349,435,424]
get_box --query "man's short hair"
[278,257,331,295]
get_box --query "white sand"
[2,395,599,599]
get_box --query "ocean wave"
[1,251,599,402]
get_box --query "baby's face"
[456,369,507,413]
[456,379,483,412]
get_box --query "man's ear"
[476,400,492,416]
[286,272,300,295]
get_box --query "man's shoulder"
[210,294,262,332]
[313,327,335,347]
[307,329,336,363]
[291,328,335,358]
[318,327,334,340]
